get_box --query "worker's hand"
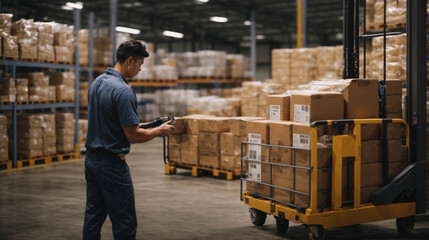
[158,120,175,136]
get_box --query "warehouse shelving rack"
[0,9,83,168]
[241,0,426,239]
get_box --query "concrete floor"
[0,138,429,240]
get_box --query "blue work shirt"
[85,68,139,154]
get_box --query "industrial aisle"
[0,138,428,240]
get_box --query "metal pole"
[199,31,205,50]
[297,0,302,48]
[88,11,94,86]
[151,16,158,65]
[110,0,117,66]
[12,65,17,168]
[74,8,80,150]
[302,0,307,48]
[250,9,256,79]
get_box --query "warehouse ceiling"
[3,0,343,49]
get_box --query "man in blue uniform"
[83,40,175,240]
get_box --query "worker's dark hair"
[116,40,149,64]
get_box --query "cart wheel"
[396,215,415,234]
[275,217,289,233]
[249,208,266,226]
[307,225,326,240]
[170,167,177,174]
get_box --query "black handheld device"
[139,116,175,129]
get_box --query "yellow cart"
[241,119,417,240]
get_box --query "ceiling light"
[240,42,251,48]
[256,35,265,40]
[124,3,133,7]
[197,0,209,2]
[115,26,141,35]
[163,30,184,39]
[66,2,83,9]
[61,5,74,10]
[210,16,228,23]
[244,21,251,26]
[133,2,142,6]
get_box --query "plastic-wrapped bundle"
[28,72,49,87]
[16,78,28,103]
[12,19,38,60]
[197,50,227,77]
[55,113,75,153]
[176,52,199,77]
[290,48,317,87]
[0,114,8,161]
[373,0,406,27]
[51,23,74,63]
[226,54,245,79]
[315,46,339,80]
[132,66,155,80]
[56,85,75,102]
[35,22,54,62]
[78,119,88,141]
[0,77,16,103]
[1,33,19,59]
[17,114,44,158]
[0,13,12,33]
[42,114,56,156]
[153,65,178,80]
[271,49,292,85]
[78,29,89,65]
[49,71,75,87]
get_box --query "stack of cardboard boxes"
[50,72,75,102]
[78,29,89,66]
[179,115,205,165]
[0,77,16,103]
[16,78,29,103]
[36,22,54,62]
[12,19,38,60]
[42,114,56,156]
[56,113,75,153]
[0,13,18,59]
[240,81,284,117]
[384,79,403,118]
[53,24,73,63]
[18,114,44,158]
[369,0,406,28]
[226,54,245,79]
[78,119,88,141]
[198,118,230,168]
[79,82,89,108]
[27,72,49,102]
[0,115,8,161]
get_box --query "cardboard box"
[246,180,271,198]
[0,134,8,148]
[168,146,181,163]
[296,167,331,193]
[401,145,408,163]
[18,148,42,159]
[295,191,330,209]
[199,148,220,168]
[273,166,293,202]
[220,132,246,156]
[247,120,271,162]
[385,79,403,95]
[198,132,220,150]
[385,112,402,118]
[343,79,379,119]
[295,147,332,169]
[181,134,198,148]
[19,138,43,149]
[43,145,56,156]
[172,117,185,134]
[198,117,230,133]
[291,92,344,123]
[0,148,8,161]
[182,115,210,135]
[359,186,381,204]
[269,121,293,165]
[18,127,43,138]
[350,161,408,188]
[380,123,402,139]
[18,114,43,128]
[266,94,290,121]
[230,117,264,136]
[220,155,241,171]
[361,139,402,163]
[361,124,380,141]
[169,134,181,146]
[385,94,402,113]
[181,147,198,165]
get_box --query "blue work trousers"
[83,152,137,240]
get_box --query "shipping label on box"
[294,104,310,123]
[269,105,281,120]
[248,162,262,182]
[248,133,261,161]
[293,133,310,148]
[266,94,290,121]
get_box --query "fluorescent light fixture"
[115,26,141,35]
[163,30,184,39]
[244,20,251,26]
[210,16,228,23]
[256,35,265,40]
[240,42,251,48]
[61,5,74,10]
[66,2,83,9]
[197,0,209,2]
[133,2,142,6]
[124,3,133,7]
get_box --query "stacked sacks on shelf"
[17,114,44,158]
[0,13,18,59]
[35,22,54,62]
[0,115,8,161]
[42,114,56,156]
[372,0,406,28]
[11,18,38,60]
[175,52,199,77]
[26,72,49,102]
[0,77,16,103]
[16,78,28,103]
[197,51,227,78]
[55,113,75,153]
[79,82,89,108]
[49,71,75,102]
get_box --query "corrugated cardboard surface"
[181,134,199,148]
[168,146,181,163]
[198,132,220,150]
[169,134,181,146]
[220,132,246,156]
[198,117,230,133]
[199,148,220,168]
[343,79,379,119]
[361,139,402,163]
[181,147,198,165]
[220,155,242,171]
[291,92,344,123]
[266,95,290,121]
[229,117,264,136]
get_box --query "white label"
[294,104,310,123]
[293,133,310,148]
[248,133,261,161]
[9,94,16,102]
[270,105,281,121]
[248,162,261,182]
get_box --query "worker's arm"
[123,121,176,144]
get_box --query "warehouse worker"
[83,40,175,240]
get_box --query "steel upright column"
[74,8,80,149]
[250,9,256,79]
[88,11,94,85]
[11,65,16,168]
[406,0,427,213]
[110,0,117,66]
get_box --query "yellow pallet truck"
[241,119,415,239]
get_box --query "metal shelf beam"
[0,60,73,69]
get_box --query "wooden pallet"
[20,58,38,62]
[54,60,73,65]
[15,151,78,168]
[1,56,19,61]
[0,100,15,105]
[17,101,29,105]
[165,162,240,180]
[57,99,74,103]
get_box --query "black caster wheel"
[249,208,267,226]
[308,225,326,240]
[396,215,415,234]
[275,217,289,233]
